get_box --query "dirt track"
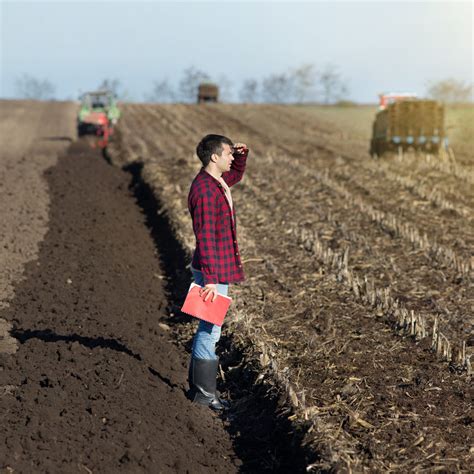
[0,100,76,312]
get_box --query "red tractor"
[77,90,120,149]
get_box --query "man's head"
[196,134,234,170]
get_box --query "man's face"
[214,143,234,173]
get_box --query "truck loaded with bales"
[370,93,448,157]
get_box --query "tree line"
[13,69,474,104]
[146,64,349,104]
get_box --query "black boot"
[188,357,230,411]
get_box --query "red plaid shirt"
[188,150,248,285]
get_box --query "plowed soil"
[0,138,241,472]
[0,99,76,311]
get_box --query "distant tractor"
[370,93,447,157]
[198,83,219,103]
[77,90,121,148]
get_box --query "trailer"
[197,83,219,103]
[370,94,447,156]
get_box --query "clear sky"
[1,0,472,102]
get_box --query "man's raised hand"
[233,143,248,155]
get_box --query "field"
[297,104,474,162]
[108,103,473,471]
[0,101,248,473]
[0,100,472,472]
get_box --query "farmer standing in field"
[187,134,249,411]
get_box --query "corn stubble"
[108,103,473,472]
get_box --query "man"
[187,134,249,411]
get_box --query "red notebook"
[181,283,232,327]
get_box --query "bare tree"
[239,79,259,103]
[15,73,56,100]
[261,73,294,103]
[178,67,211,103]
[97,78,129,99]
[217,74,233,102]
[319,64,349,104]
[426,78,473,103]
[291,63,317,103]
[146,79,176,103]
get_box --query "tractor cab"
[378,92,418,110]
[91,97,107,109]
[79,90,114,114]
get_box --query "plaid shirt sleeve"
[222,148,248,187]
[190,185,219,284]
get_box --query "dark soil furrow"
[0,141,241,473]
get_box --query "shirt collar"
[199,168,224,187]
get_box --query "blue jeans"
[191,267,229,360]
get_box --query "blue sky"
[1,0,472,102]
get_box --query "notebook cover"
[180,283,232,327]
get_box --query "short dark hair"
[196,134,233,167]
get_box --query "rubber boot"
[188,357,230,411]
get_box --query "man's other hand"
[200,284,218,302]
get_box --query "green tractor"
[77,90,121,146]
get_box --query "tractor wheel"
[77,123,85,137]
[369,139,376,157]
